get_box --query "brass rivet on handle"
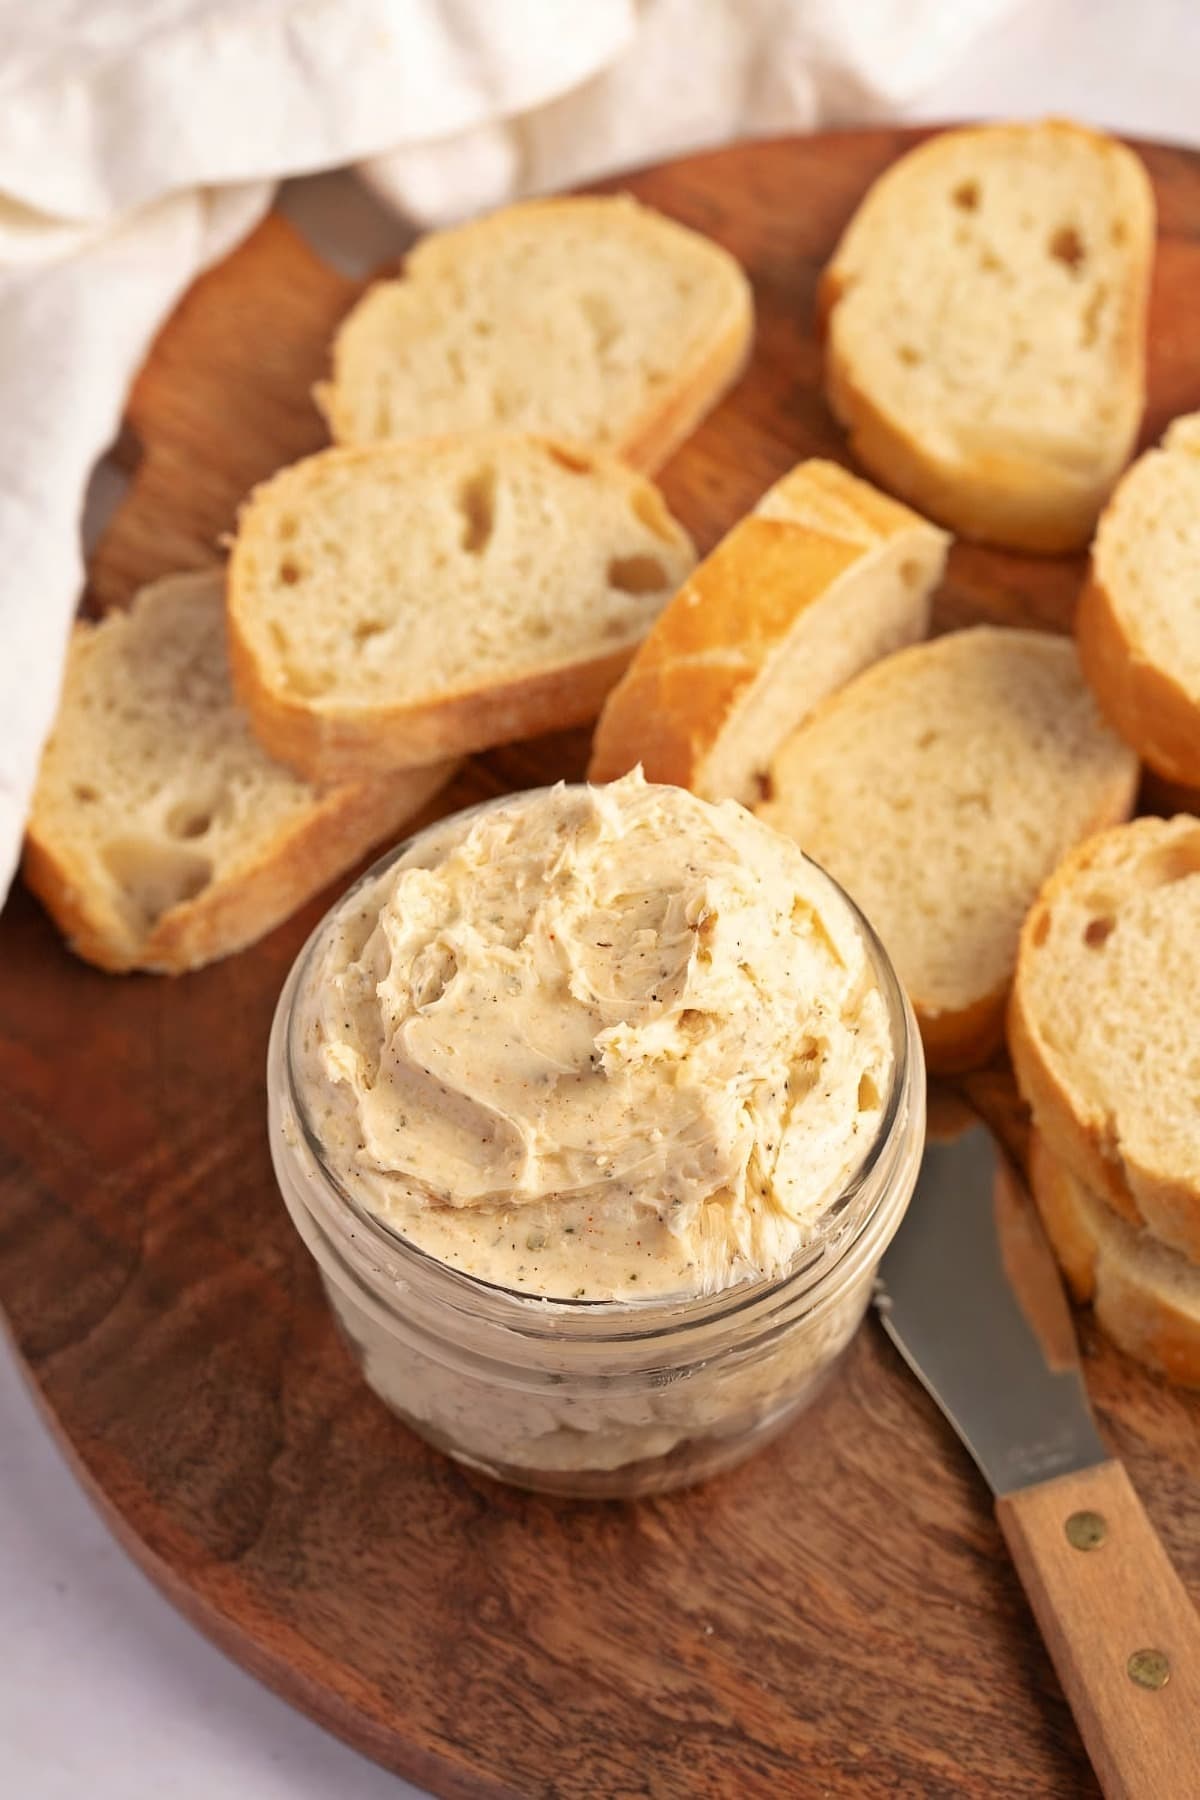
[1064,1509,1107,1551]
[1128,1648,1171,1690]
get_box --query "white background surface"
[3,1,1199,1795]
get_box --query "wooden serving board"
[3,129,1200,1800]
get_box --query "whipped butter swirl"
[295,770,893,1300]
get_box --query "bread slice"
[1009,814,1200,1258]
[316,195,754,472]
[820,120,1154,552]
[227,433,694,783]
[759,627,1139,1071]
[23,571,455,973]
[588,458,949,804]
[1029,1131,1200,1389]
[1077,413,1200,786]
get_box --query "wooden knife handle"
[996,1460,1200,1800]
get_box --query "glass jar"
[267,800,926,1500]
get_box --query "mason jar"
[267,798,926,1499]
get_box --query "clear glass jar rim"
[277,784,925,1341]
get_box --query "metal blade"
[875,1120,1108,1497]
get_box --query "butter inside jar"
[293,770,893,1301]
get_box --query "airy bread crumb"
[1010,814,1200,1257]
[820,120,1154,551]
[1077,412,1200,785]
[24,571,454,973]
[760,627,1138,1070]
[317,194,753,472]
[227,433,695,782]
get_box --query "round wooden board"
[3,128,1200,1800]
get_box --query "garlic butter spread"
[295,770,892,1301]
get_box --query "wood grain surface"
[3,128,1200,1799]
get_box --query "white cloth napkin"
[0,0,1017,905]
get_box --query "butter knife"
[875,1119,1200,1800]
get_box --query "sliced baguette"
[759,628,1139,1071]
[820,120,1154,552]
[1029,1130,1200,1389]
[317,195,754,472]
[1077,413,1200,786]
[588,458,949,804]
[227,433,695,783]
[23,571,454,973]
[1009,814,1200,1258]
